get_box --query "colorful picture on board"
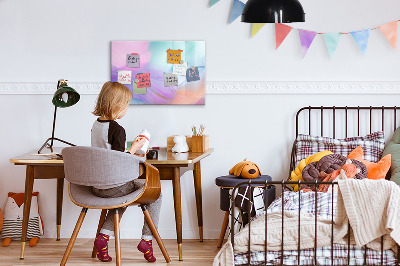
[111,41,206,105]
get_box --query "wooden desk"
[10,147,213,261]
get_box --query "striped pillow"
[294,131,385,166]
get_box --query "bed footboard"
[230,180,400,266]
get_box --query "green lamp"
[38,79,80,154]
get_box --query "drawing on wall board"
[117,70,132,84]
[111,41,205,105]
[164,73,179,87]
[126,53,140,68]
[173,62,188,76]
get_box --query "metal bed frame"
[230,106,400,266]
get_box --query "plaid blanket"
[235,244,397,265]
[234,191,397,265]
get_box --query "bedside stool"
[215,175,275,248]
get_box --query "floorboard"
[0,239,222,265]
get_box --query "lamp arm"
[50,79,61,148]
[50,105,57,148]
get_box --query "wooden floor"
[0,239,221,265]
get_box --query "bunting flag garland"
[275,23,293,49]
[251,23,266,38]
[351,29,370,55]
[298,30,317,58]
[209,0,220,8]
[229,0,245,24]
[211,4,400,58]
[323,33,341,58]
[378,21,398,50]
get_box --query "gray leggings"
[92,180,162,240]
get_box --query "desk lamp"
[38,79,80,154]
[241,0,305,23]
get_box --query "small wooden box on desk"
[167,135,209,152]
[191,135,209,152]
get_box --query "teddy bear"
[1,192,44,247]
[172,135,189,153]
[229,159,261,179]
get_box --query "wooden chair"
[60,146,171,265]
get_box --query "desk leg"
[20,165,35,259]
[193,161,203,242]
[172,167,183,261]
[56,178,64,241]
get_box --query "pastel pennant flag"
[229,0,245,24]
[378,21,398,50]
[209,0,220,7]
[275,23,293,49]
[351,29,370,55]
[298,29,317,58]
[251,23,266,38]
[323,33,341,58]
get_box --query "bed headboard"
[290,106,400,179]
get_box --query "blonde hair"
[93,81,133,120]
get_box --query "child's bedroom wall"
[1,0,400,239]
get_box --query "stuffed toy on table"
[229,159,261,179]
[1,192,44,247]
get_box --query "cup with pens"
[191,124,209,152]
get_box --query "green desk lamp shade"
[38,80,80,154]
[52,84,80,108]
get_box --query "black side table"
[215,175,275,248]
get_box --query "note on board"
[132,82,147,94]
[186,67,200,82]
[126,53,140,68]
[118,70,132,84]
[164,73,178,87]
[173,62,187,76]
[136,73,151,88]
[167,49,183,64]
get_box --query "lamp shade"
[241,0,305,23]
[52,84,80,108]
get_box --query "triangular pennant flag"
[209,0,220,7]
[323,33,341,58]
[251,23,266,38]
[229,0,245,24]
[351,29,370,55]
[378,21,398,50]
[275,23,293,49]
[298,29,317,58]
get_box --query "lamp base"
[38,137,76,154]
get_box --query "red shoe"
[94,233,112,262]
[137,239,156,262]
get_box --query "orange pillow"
[347,146,391,180]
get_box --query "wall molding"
[1,81,400,95]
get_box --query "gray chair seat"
[69,180,145,208]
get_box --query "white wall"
[1,0,400,239]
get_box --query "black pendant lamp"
[242,0,305,23]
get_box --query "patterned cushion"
[295,131,385,166]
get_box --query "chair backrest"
[62,146,145,187]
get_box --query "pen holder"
[191,135,209,153]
